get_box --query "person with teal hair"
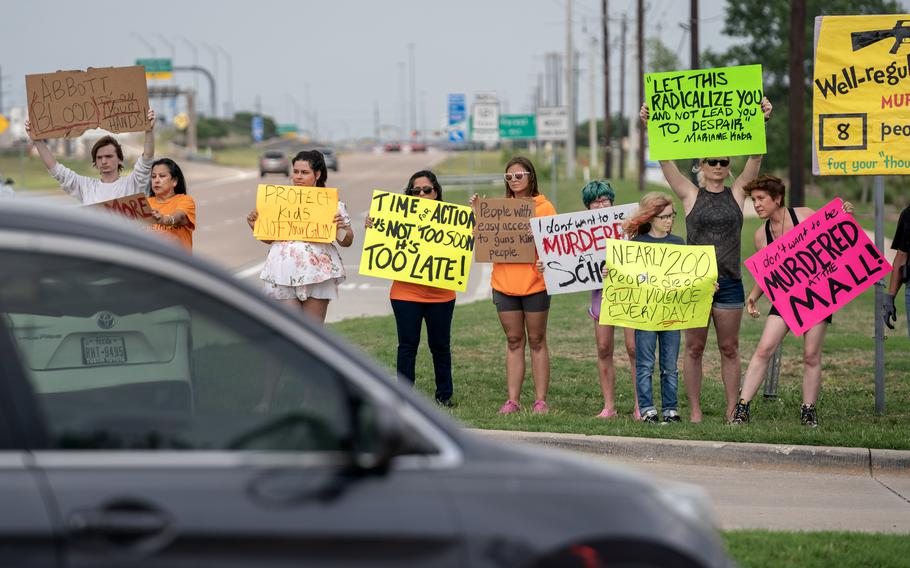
[582,180,641,420]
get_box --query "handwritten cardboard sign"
[645,64,766,160]
[599,241,718,331]
[474,197,535,263]
[26,66,150,139]
[253,184,338,243]
[744,198,890,335]
[90,192,155,225]
[531,204,637,294]
[359,191,475,292]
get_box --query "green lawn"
[330,162,910,450]
[723,531,910,568]
[211,146,262,169]
[0,154,98,191]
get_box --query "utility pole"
[566,0,576,179]
[637,0,645,192]
[789,0,806,206]
[689,0,701,185]
[602,0,611,178]
[398,61,406,140]
[373,100,381,141]
[409,43,417,138]
[620,13,627,180]
[589,34,598,174]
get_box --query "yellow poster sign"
[253,184,337,242]
[359,190,475,292]
[599,241,717,331]
[813,15,910,175]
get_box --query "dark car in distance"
[259,150,289,177]
[319,148,339,172]
[0,201,734,568]
[383,142,401,152]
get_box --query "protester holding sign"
[246,150,353,323]
[641,98,771,423]
[24,110,156,205]
[732,176,854,427]
[580,180,640,420]
[884,204,910,337]
[471,157,556,414]
[364,171,458,407]
[147,158,195,252]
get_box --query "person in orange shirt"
[367,170,457,407]
[148,158,195,251]
[471,157,555,414]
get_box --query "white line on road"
[234,261,265,279]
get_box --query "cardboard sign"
[474,198,535,263]
[359,191,475,292]
[599,241,717,331]
[253,184,338,243]
[812,15,910,175]
[745,199,890,335]
[26,66,150,139]
[90,193,155,225]
[531,204,637,294]
[645,64,766,160]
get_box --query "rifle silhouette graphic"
[852,20,910,54]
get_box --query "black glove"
[883,294,897,330]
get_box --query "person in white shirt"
[25,109,156,204]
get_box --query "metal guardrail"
[437,174,503,185]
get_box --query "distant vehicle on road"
[410,142,427,152]
[0,176,14,198]
[384,142,401,152]
[319,148,339,172]
[259,150,290,177]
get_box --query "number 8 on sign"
[818,113,867,150]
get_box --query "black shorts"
[492,289,551,313]
[769,305,832,325]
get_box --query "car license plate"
[81,336,127,366]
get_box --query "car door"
[0,324,59,567]
[0,243,464,568]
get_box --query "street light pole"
[177,35,200,98]
[409,43,417,138]
[217,46,233,118]
[130,32,156,56]
[201,42,220,117]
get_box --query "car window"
[0,251,356,453]
[263,151,284,159]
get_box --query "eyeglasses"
[504,172,530,182]
[704,159,730,167]
[408,186,435,195]
[655,212,677,221]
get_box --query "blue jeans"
[905,287,910,339]
[391,299,455,401]
[634,329,680,415]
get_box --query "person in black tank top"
[731,176,854,428]
[640,98,774,423]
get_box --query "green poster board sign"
[644,64,765,160]
[499,114,536,139]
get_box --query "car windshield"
[263,151,284,159]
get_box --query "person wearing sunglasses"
[470,157,556,414]
[640,97,772,423]
[365,170,457,408]
[581,180,641,420]
[732,175,854,427]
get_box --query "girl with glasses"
[471,157,556,414]
[640,98,772,423]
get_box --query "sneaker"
[596,407,618,419]
[498,400,521,414]
[436,397,455,408]
[642,409,659,424]
[532,400,549,414]
[800,403,818,427]
[661,409,682,424]
[730,399,751,424]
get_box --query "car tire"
[260,172,266,177]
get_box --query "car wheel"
[284,170,290,177]
[260,171,266,177]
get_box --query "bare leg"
[740,316,790,403]
[255,298,302,411]
[525,310,550,402]
[801,322,828,405]
[713,308,744,421]
[622,326,640,417]
[301,297,330,324]
[684,326,709,422]
[498,310,527,402]
[594,322,616,412]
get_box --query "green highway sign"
[499,114,536,140]
[136,58,173,79]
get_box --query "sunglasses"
[704,159,730,167]
[504,172,530,182]
[408,186,435,195]
[655,212,677,221]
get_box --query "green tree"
[646,37,682,73]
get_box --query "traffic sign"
[447,93,466,144]
[0,114,8,135]
[136,58,173,80]
[536,107,569,141]
[471,92,499,143]
[499,114,536,140]
[173,112,189,130]
[252,115,265,142]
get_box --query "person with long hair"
[366,171,457,407]
[471,157,556,414]
[640,98,772,422]
[148,158,195,251]
[246,149,353,324]
[731,175,853,427]
[582,180,640,419]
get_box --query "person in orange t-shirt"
[366,170,457,407]
[471,156,555,415]
[148,158,195,251]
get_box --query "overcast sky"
[4,0,900,141]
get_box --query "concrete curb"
[472,429,910,476]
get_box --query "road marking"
[233,261,265,279]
